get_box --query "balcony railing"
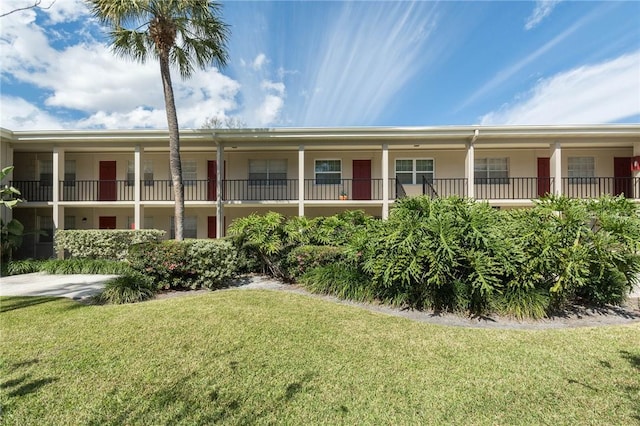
[60,180,134,201]
[562,177,639,199]
[422,178,468,198]
[474,177,553,200]
[225,179,298,201]
[141,180,212,201]
[8,177,640,204]
[9,180,52,202]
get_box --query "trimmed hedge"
[55,229,165,260]
[127,239,238,290]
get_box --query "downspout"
[466,129,478,198]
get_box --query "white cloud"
[480,51,640,125]
[0,6,242,130]
[525,0,562,30]
[298,2,439,126]
[255,94,284,126]
[252,53,267,70]
[0,96,65,130]
[261,80,285,96]
[457,8,597,113]
[43,0,88,24]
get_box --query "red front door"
[99,161,117,201]
[614,157,632,197]
[537,157,550,197]
[99,216,117,229]
[352,160,371,200]
[208,216,225,238]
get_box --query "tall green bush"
[127,239,237,290]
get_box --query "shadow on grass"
[0,296,58,313]
[0,296,88,313]
[1,373,58,397]
[87,370,318,425]
[620,350,640,421]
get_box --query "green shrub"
[283,245,346,281]
[127,239,237,290]
[55,229,165,260]
[40,258,133,275]
[360,197,508,314]
[97,273,156,304]
[6,259,46,275]
[299,263,375,302]
[186,239,238,289]
[127,241,192,289]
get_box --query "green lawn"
[1,291,639,425]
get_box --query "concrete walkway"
[0,273,116,301]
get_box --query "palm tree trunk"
[159,52,184,241]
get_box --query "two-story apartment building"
[1,124,639,259]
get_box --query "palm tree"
[88,0,229,240]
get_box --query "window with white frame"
[315,160,341,184]
[170,216,197,239]
[63,160,76,187]
[39,159,53,186]
[38,215,54,243]
[568,157,595,183]
[474,158,509,184]
[182,160,197,186]
[248,159,287,185]
[395,159,434,185]
[127,160,154,186]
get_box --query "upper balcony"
[10,177,640,204]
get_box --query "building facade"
[1,125,639,259]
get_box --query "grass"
[1,290,639,425]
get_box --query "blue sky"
[1,0,639,130]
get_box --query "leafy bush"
[97,273,156,304]
[228,212,289,277]
[127,239,237,290]
[41,258,133,275]
[5,258,131,276]
[228,210,377,279]
[361,197,509,314]
[299,263,375,302]
[6,259,46,275]
[283,245,346,281]
[55,229,165,261]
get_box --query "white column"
[633,143,640,199]
[550,141,563,195]
[134,145,142,229]
[216,143,224,238]
[53,147,64,258]
[298,145,305,216]
[382,144,389,219]
[1,144,14,225]
[465,141,475,199]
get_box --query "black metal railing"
[422,178,468,198]
[142,180,211,201]
[562,177,639,199]
[474,177,552,200]
[395,179,407,199]
[303,179,384,200]
[224,179,298,201]
[10,180,52,202]
[60,180,134,201]
[10,177,640,204]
